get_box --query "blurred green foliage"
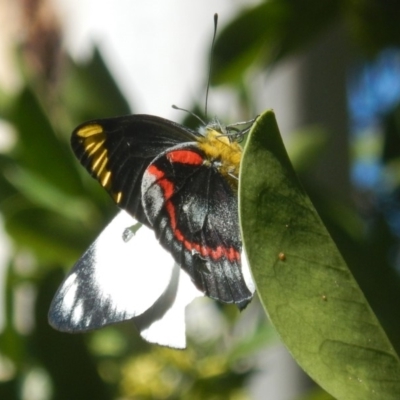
[0,0,400,399]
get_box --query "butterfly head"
[196,123,243,188]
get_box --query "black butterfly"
[49,115,255,348]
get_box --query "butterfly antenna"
[205,13,218,120]
[172,105,206,125]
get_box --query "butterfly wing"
[71,115,199,226]
[48,211,200,335]
[70,115,253,311]
[133,261,203,348]
[141,144,254,309]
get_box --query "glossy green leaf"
[239,110,400,399]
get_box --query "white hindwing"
[49,211,203,348]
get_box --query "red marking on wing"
[147,164,240,263]
[166,150,204,165]
[147,165,174,200]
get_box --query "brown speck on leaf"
[278,252,286,261]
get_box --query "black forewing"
[142,145,252,309]
[71,114,199,225]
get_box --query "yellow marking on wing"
[95,157,108,177]
[76,124,103,138]
[101,170,112,188]
[87,140,106,157]
[92,149,107,171]
[113,191,123,204]
[76,123,119,196]
[84,141,96,151]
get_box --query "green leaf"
[4,204,94,263]
[213,0,340,84]
[239,110,400,400]
[7,87,83,197]
[61,48,131,123]
[300,387,336,400]
[32,270,113,400]
[345,1,400,56]
[4,164,97,222]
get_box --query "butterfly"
[48,114,255,348]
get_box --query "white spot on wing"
[72,301,84,325]
[59,273,78,317]
[90,211,175,318]
[49,210,178,332]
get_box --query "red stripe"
[147,163,240,263]
[147,165,174,200]
[167,150,204,165]
[147,164,164,179]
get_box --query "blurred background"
[0,0,400,399]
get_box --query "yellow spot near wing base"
[197,129,242,188]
